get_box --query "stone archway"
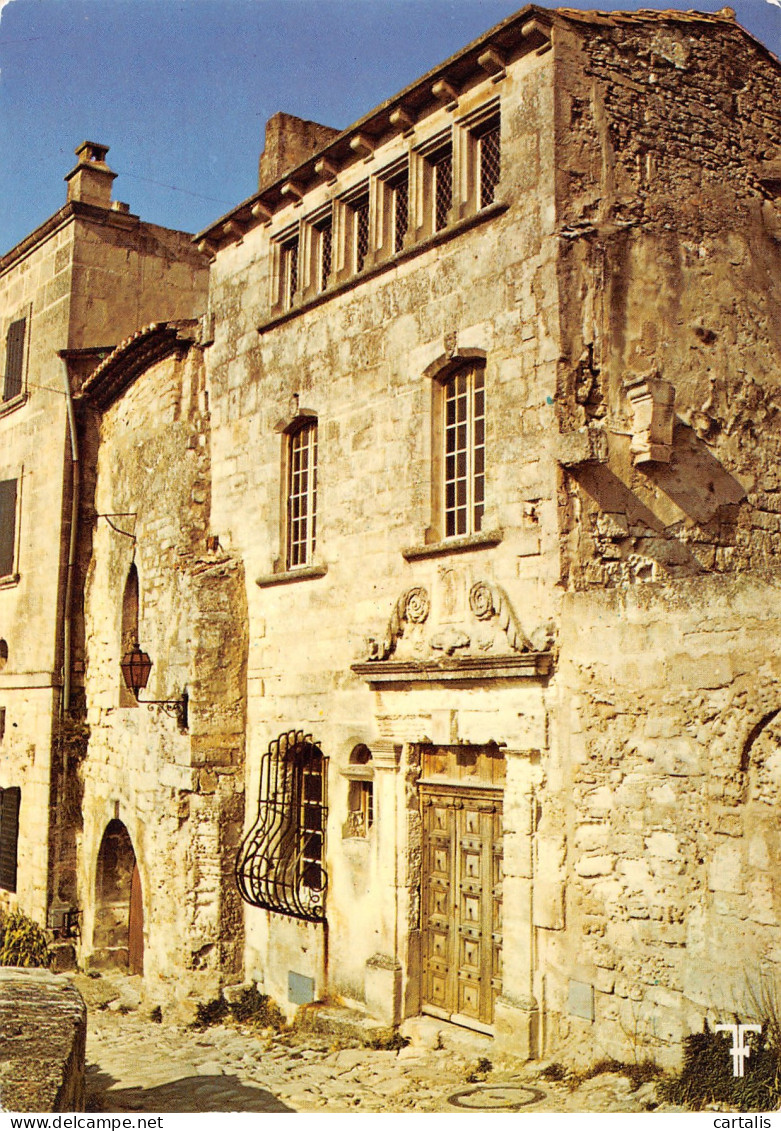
[93,819,144,974]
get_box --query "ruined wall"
[551,12,781,586]
[0,969,86,1112]
[79,344,246,1002]
[534,13,781,1065]
[207,43,562,1012]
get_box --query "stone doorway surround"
[418,744,504,1033]
[92,818,143,974]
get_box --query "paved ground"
[75,974,675,1114]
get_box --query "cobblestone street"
[76,975,675,1115]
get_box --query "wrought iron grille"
[318,219,332,292]
[479,123,501,208]
[433,149,452,232]
[282,237,299,308]
[393,174,409,254]
[235,730,328,922]
[354,196,370,272]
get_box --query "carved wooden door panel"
[421,786,502,1032]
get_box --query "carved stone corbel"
[625,371,675,465]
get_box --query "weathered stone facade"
[0,146,210,972]
[194,4,781,1064]
[4,3,781,1069]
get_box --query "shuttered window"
[0,786,21,892]
[3,318,26,402]
[0,480,17,578]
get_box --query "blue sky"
[1,0,780,254]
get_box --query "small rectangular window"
[287,422,318,568]
[281,235,299,310]
[4,318,26,402]
[432,148,453,232]
[0,786,21,893]
[0,479,18,578]
[392,173,409,254]
[353,196,370,272]
[478,121,501,208]
[317,217,332,293]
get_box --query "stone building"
[4,2,781,1067]
[195,4,781,1063]
[0,144,210,960]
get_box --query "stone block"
[364,954,402,1026]
[0,969,86,1112]
[708,840,745,894]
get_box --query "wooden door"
[128,862,144,976]
[420,786,502,1032]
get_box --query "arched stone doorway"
[93,819,144,974]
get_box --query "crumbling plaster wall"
[207,46,563,1010]
[79,345,246,1001]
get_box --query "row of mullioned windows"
[283,361,484,570]
[272,109,501,313]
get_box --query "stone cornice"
[352,653,553,685]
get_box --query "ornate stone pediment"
[357,579,553,683]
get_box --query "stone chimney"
[258,113,340,191]
[64,141,118,209]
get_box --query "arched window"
[343,744,374,839]
[120,564,139,707]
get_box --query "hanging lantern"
[120,643,152,698]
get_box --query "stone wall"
[552,12,781,587]
[78,340,246,1002]
[535,577,781,1066]
[0,969,86,1112]
[207,39,562,1014]
[0,217,74,920]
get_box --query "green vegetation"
[0,908,50,968]
[659,1022,781,1111]
[191,985,285,1031]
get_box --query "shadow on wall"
[572,417,747,577]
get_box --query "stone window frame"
[310,203,334,295]
[402,350,501,560]
[0,301,32,417]
[335,181,372,278]
[269,220,301,314]
[412,128,455,242]
[0,469,22,586]
[257,405,328,588]
[374,156,411,263]
[453,98,502,221]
